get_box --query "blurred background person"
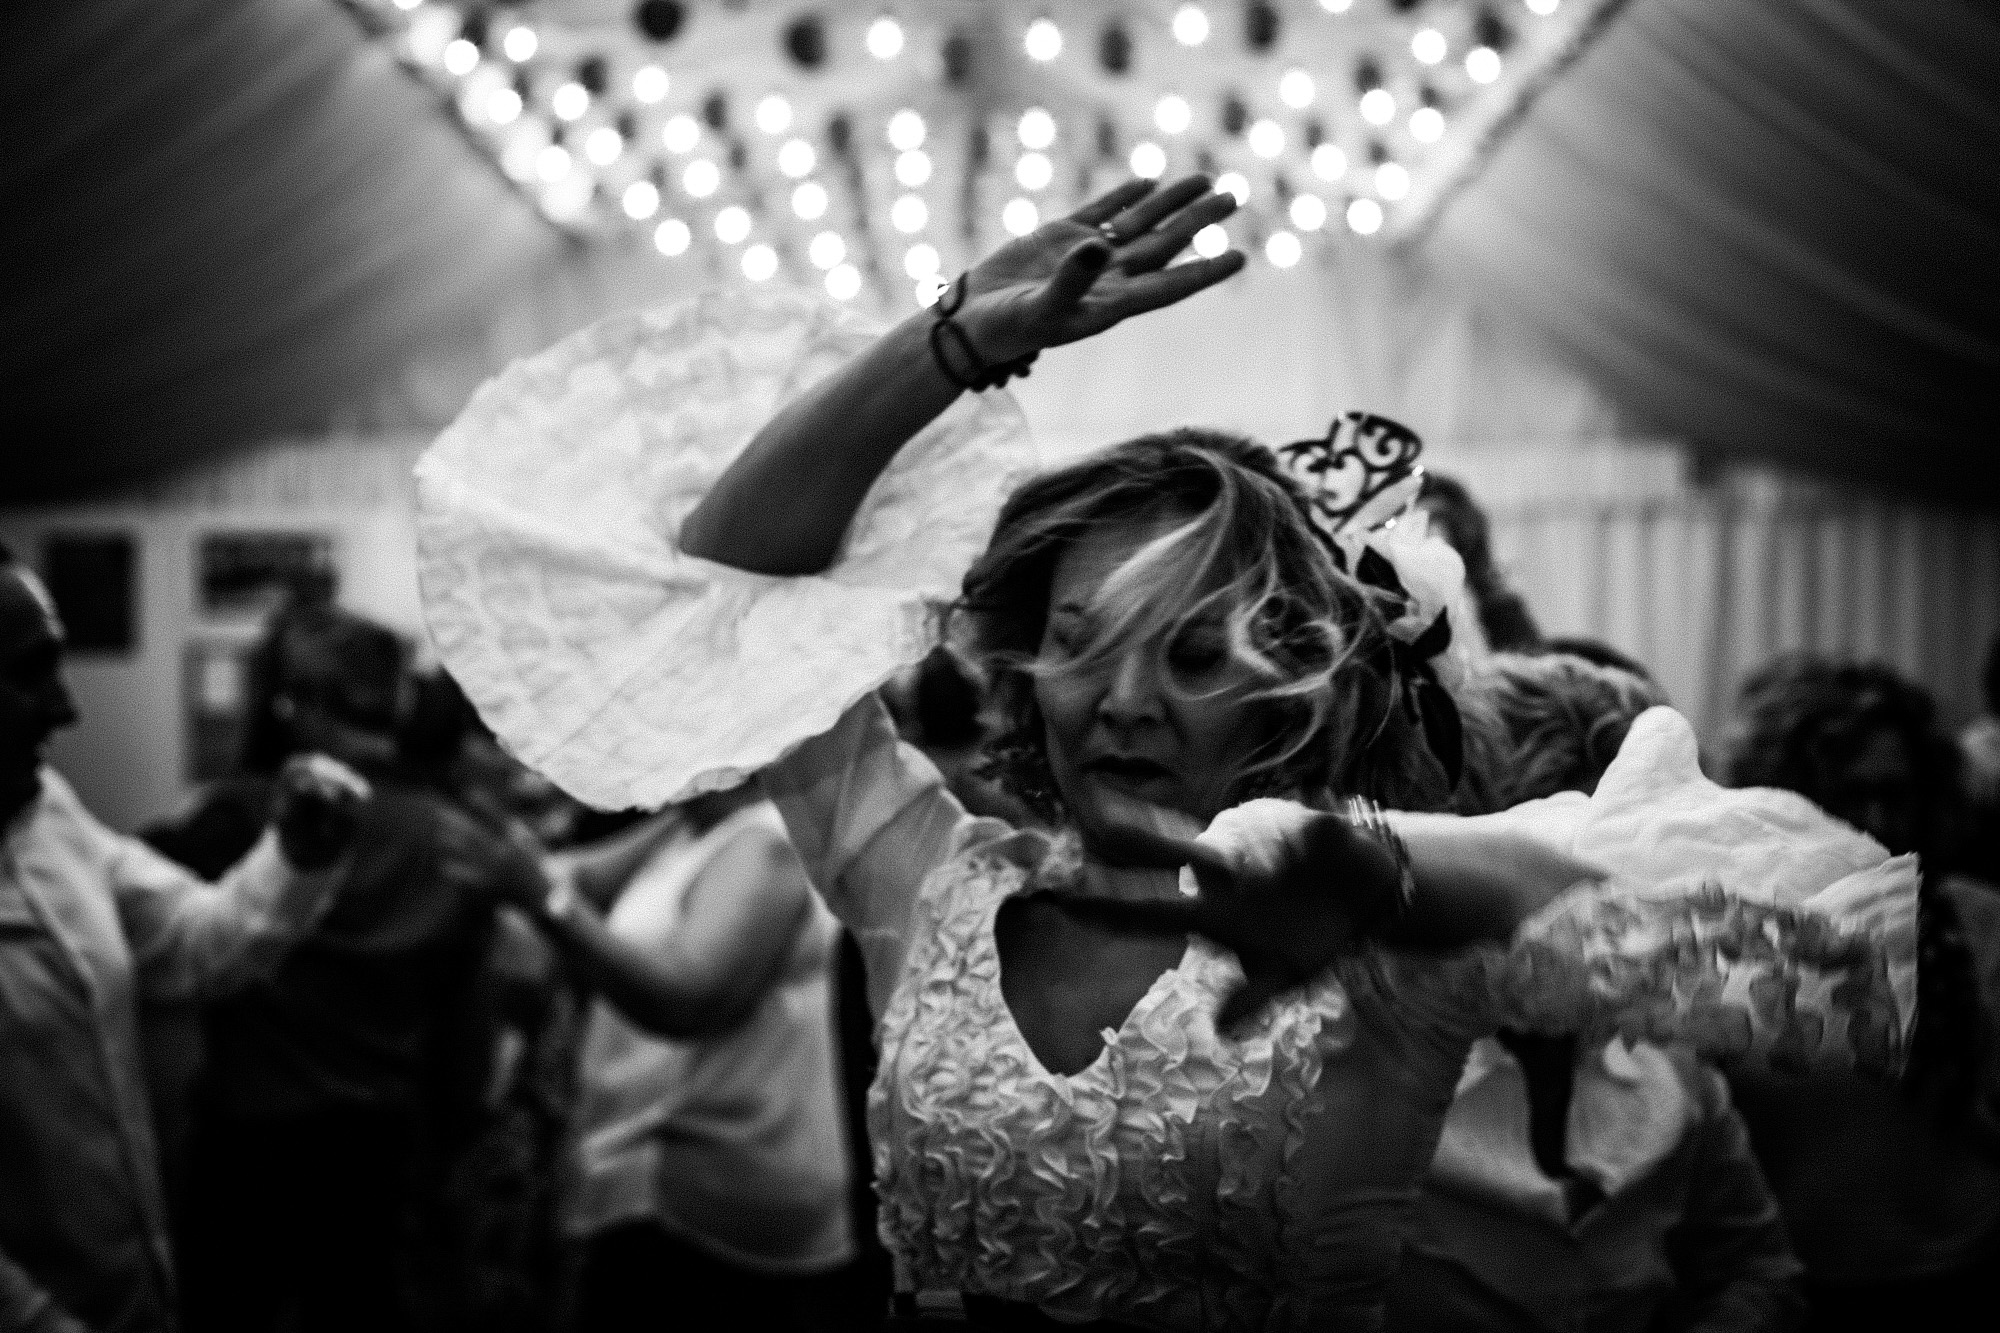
[1719,654,2000,1333]
[520,777,862,1333]
[1956,635,2000,883]
[1420,472,1544,654]
[0,544,365,1333]
[143,598,526,1333]
[1386,651,1805,1333]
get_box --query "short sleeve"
[416,287,1039,812]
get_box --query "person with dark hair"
[1419,472,1543,653]
[143,600,527,1333]
[1540,635,1657,686]
[1958,634,2000,881]
[1387,654,1804,1333]
[0,548,366,1333]
[1718,654,2000,1333]
[418,177,1915,1330]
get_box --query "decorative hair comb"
[1274,411,1466,787]
[1275,411,1427,538]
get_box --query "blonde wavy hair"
[952,429,1468,820]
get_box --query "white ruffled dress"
[417,290,1916,1333]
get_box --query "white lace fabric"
[416,288,1037,811]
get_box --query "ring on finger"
[1097,221,1125,245]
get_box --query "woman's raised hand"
[955,176,1246,364]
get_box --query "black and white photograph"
[3,3,1997,1332]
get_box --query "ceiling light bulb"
[1318,0,1353,11]
[1024,19,1062,62]
[1154,95,1192,135]
[487,87,523,125]
[1015,152,1053,191]
[1192,223,1228,258]
[623,180,660,220]
[1311,143,1347,180]
[904,243,940,279]
[1289,192,1327,230]
[1411,28,1447,65]
[826,263,862,299]
[1214,172,1250,204]
[755,95,793,135]
[1128,140,1166,179]
[1466,46,1502,83]
[891,193,929,233]
[502,25,538,63]
[1248,119,1285,158]
[778,138,817,178]
[1018,107,1056,150]
[809,231,846,269]
[443,39,479,77]
[1172,5,1210,46]
[887,108,926,151]
[552,82,589,122]
[714,205,752,244]
[1347,197,1383,234]
[1409,106,1445,143]
[1002,197,1039,236]
[1375,161,1410,200]
[895,149,932,187]
[866,16,904,60]
[1265,231,1302,267]
[915,275,948,307]
[633,65,669,103]
[654,217,692,255]
[585,126,623,165]
[535,144,571,182]
[662,114,700,153]
[682,158,720,197]
[1527,0,1560,15]
[741,244,778,281]
[1279,69,1316,109]
[1359,88,1395,126]
[791,180,828,219]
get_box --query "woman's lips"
[1084,756,1175,793]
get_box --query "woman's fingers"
[1066,177,1157,226]
[1116,191,1240,274]
[1099,252,1246,323]
[1033,238,1115,319]
[1104,175,1213,242]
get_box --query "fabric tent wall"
[5,252,1992,829]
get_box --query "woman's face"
[1035,511,1273,849]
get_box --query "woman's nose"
[1096,650,1164,727]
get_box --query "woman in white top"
[546,782,858,1332]
[418,177,1917,1331]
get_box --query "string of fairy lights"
[344,1,1582,311]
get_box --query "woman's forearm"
[1387,813,1602,948]
[541,897,780,1039]
[678,311,965,576]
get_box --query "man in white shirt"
[0,546,365,1333]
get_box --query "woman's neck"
[1077,855,1183,903]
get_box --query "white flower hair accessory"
[1274,411,1469,784]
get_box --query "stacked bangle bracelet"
[928,273,1039,391]
[1341,795,1418,937]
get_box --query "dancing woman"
[419,178,1914,1331]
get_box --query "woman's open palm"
[962,176,1247,358]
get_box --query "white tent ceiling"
[3,0,1995,502]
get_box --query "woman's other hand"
[1054,797,1403,1032]
[957,176,1247,364]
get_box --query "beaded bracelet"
[928,273,1039,391]
[1341,795,1418,937]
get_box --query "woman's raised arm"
[678,175,1246,576]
